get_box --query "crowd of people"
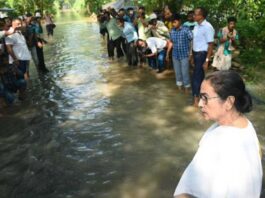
[97,6,239,107]
[98,9,262,196]
[0,11,55,105]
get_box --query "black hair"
[138,6,145,10]
[127,7,134,11]
[98,14,107,23]
[172,13,181,21]
[110,9,118,17]
[105,11,110,17]
[31,17,37,22]
[205,71,252,113]
[136,39,151,56]
[26,13,33,17]
[196,7,208,18]
[153,9,163,20]
[3,17,12,22]
[0,19,5,31]
[149,18,157,25]
[227,16,237,23]
[136,39,144,45]
[119,8,125,12]
[136,39,148,51]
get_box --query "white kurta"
[174,120,262,198]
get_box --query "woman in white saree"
[174,71,262,198]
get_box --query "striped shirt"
[170,26,193,60]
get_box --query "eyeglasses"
[199,94,220,105]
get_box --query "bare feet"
[24,73,30,80]
[176,86,183,92]
[184,87,190,94]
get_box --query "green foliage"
[85,0,111,13]
[236,17,265,68]
[240,48,263,65]
[0,0,6,7]
[0,0,112,16]
[1,0,57,15]
[73,0,85,10]
[138,0,183,12]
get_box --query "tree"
[84,0,110,13]
[2,0,57,15]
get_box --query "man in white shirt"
[5,18,32,80]
[192,7,214,107]
[137,37,172,72]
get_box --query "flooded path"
[0,12,265,198]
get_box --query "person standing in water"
[44,11,55,38]
[191,7,214,107]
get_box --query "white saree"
[174,121,262,198]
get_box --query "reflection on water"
[0,12,264,198]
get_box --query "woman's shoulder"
[210,120,257,147]
[199,123,221,146]
[202,121,249,141]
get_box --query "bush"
[237,18,265,67]
[239,48,263,65]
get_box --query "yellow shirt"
[164,20,173,31]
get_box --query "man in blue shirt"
[117,17,138,66]
[118,8,132,23]
[170,14,193,92]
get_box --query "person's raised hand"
[5,27,15,36]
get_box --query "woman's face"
[199,80,227,122]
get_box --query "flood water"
[0,12,265,198]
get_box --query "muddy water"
[0,12,264,198]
